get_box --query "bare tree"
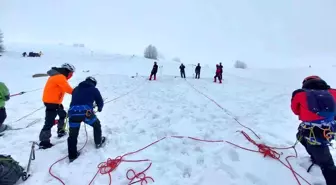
[234,60,247,69]
[0,30,4,53]
[144,44,158,60]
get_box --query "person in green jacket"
[0,82,10,133]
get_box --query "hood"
[78,80,95,88]
[302,79,330,90]
[47,67,70,77]
[47,67,61,76]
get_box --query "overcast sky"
[1,0,335,67]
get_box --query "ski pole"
[22,141,39,181]
[10,91,26,97]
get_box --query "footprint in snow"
[228,149,240,162]
[217,162,240,179]
[194,146,203,153]
[183,167,192,178]
[244,172,267,185]
[168,109,174,114]
[196,155,205,165]
[152,113,160,119]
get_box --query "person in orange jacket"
[39,63,75,149]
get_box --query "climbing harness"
[299,121,336,146]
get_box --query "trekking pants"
[297,132,336,185]
[67,113,102,159]
[149,72,157,80]
[0,107,7,133]
[214,73,221,82]
[39,103,67,142]
[195,72,200,79]
[180,71,186,78]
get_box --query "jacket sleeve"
[58,77,73,94]
[94,88,104,112]
[291,89,303,115]
[0,82,10,101]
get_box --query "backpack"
[305,89,336,119]
[0,155,25,185]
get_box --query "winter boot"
[57,129,67,138]
[219,80,222,84]
[214,78,216,83]
[69,152,81,163]
[39,141,54,149]
[0,124,8,133]
[96,136,106,149]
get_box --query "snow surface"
[1,44,335,185]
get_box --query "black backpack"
[0,155,25,185]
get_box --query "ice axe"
[22,141,39,181]
[32,73,49,78]
[10,91,26,97]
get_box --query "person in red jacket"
[291,75,336,185]
[214,64,222,83]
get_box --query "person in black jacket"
[149,62,158,80]
[195,63,201,79]
[180,63,186,78]
[67,76,105,162]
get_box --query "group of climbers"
[39,63,106,162]
[0,63,106,163]
[145,61,336,185]
[2,59,336,184]
[148,62,204,80]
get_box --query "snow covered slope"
[0,45,335,185]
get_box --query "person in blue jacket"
[67,76,105,162]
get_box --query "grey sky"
[1,0,335,67]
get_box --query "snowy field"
[1,44,336,185]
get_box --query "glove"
[59,104,64,110]
[4,95,10,101]
[97,107,102,112]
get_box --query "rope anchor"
[22,141,39,181]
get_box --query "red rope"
[88,136,228,185]
[48,81,148,185]
[186,81,260,139]
[48,123,89,185]
[48,80,312,185]
[226,130,311,185]
[186,82,312,185]
[88,137,166,185]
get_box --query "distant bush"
[0,30,4,53]
[144,45,158,60]
[172,57,181,63]
[234,60,247,69]
[73,43,85,48]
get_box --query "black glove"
[97,107,102,112]
[59,104,64,110]
[4,95,10,101]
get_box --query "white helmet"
[61,63,76,72]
